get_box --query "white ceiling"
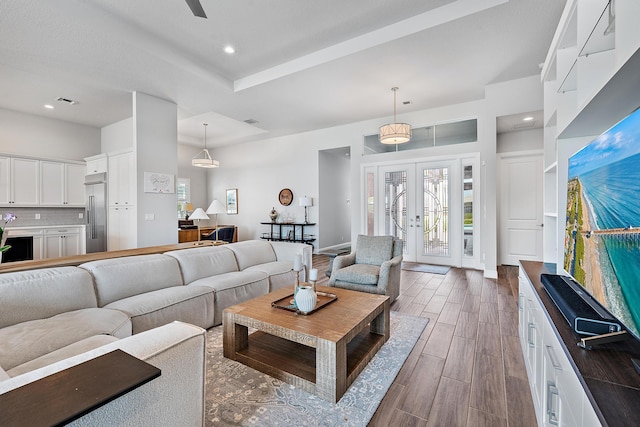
[0,0,565,147]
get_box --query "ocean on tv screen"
[564,108,640,337]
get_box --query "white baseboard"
[484,269,498,279]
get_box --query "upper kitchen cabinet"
[40,161,86,207]
[0,156,40,206]
[84,153,108,175]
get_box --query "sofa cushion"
[7,335,119,378]
[355,235,394,266]
[245,261,297,291]
[0,267,97,329]
[189,270,269,325]
[334,263,380,285]
[164,246,239,284]
[226,240,277,271]
[104,285,215,333]
[0,308,131,371]
[80,254,184,307]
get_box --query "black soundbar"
[540,274,622,336]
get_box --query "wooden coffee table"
[222,285,390,403]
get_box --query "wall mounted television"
[564,107,640,338]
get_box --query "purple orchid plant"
[0,213,17,253]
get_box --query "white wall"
[318,148,350,249]
[133,92,178,247]
[0,108,100,160]
[101,117,133,153]
[208,75,544,276]
[497,128,543,153]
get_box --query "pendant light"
[379,87,411,144]
[192,123,220,168]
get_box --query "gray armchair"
[328,235,403,302]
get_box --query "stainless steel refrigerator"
[85,172,107,253]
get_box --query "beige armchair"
[328,235,403,302]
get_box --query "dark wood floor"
[312,255,537,427]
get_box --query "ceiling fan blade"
[185,0,207,18]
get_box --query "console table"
[519,261,640,427]
[260,222,315,244]
[0,349,160,426]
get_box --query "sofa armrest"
[328,252,356,285]
[376,255,403,293]
[269,241,312,279]
[0,321,206,427]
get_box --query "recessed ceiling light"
[43,104,55,109]
[223,45,236,55]
[523,116,534,121]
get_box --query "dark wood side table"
[0,349,161,427]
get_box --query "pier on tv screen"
[564,107,640,337]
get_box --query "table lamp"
[206,199,226,241]
[299,196,313,224]
[189,207,209,244]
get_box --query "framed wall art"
[143,172,174,193]
[226,188,238,214]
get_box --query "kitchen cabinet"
[108,151,134,206]
[44,227,82,258]
[108,206,136,251]
[39,161,85,206]
[0,156,40,206]
[84,154,108,174]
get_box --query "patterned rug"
[205,312,428,426]
[401,262,451,275]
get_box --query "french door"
[365,155,478,268]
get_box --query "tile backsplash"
[1,207,86,228]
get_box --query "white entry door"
[373,156,477,267]
[498,152,544,265]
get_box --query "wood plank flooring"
[312,255,536,427]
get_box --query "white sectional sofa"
[0,239,311,425]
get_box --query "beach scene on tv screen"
[564,108,640,337]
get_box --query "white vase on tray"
[294,286,317,314]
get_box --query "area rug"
[401,262,450,275]
[204,312,428,426]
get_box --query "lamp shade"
[191,149,220,168]
[379,123,412,144]
[189,207,209,220]
[299,196,313,207]
[206,199,226,214]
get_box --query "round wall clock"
[278,188,293,206]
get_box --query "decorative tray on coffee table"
[271,291,338,315]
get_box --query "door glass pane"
[422,167,449,256]
[366,172,375,235]
[463,165,473,257]
[385,171,406,248]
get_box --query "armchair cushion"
[334,264,380,285]
[355,235,394,266]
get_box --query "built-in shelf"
[578,0,615,58]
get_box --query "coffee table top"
[223,285,389,343]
